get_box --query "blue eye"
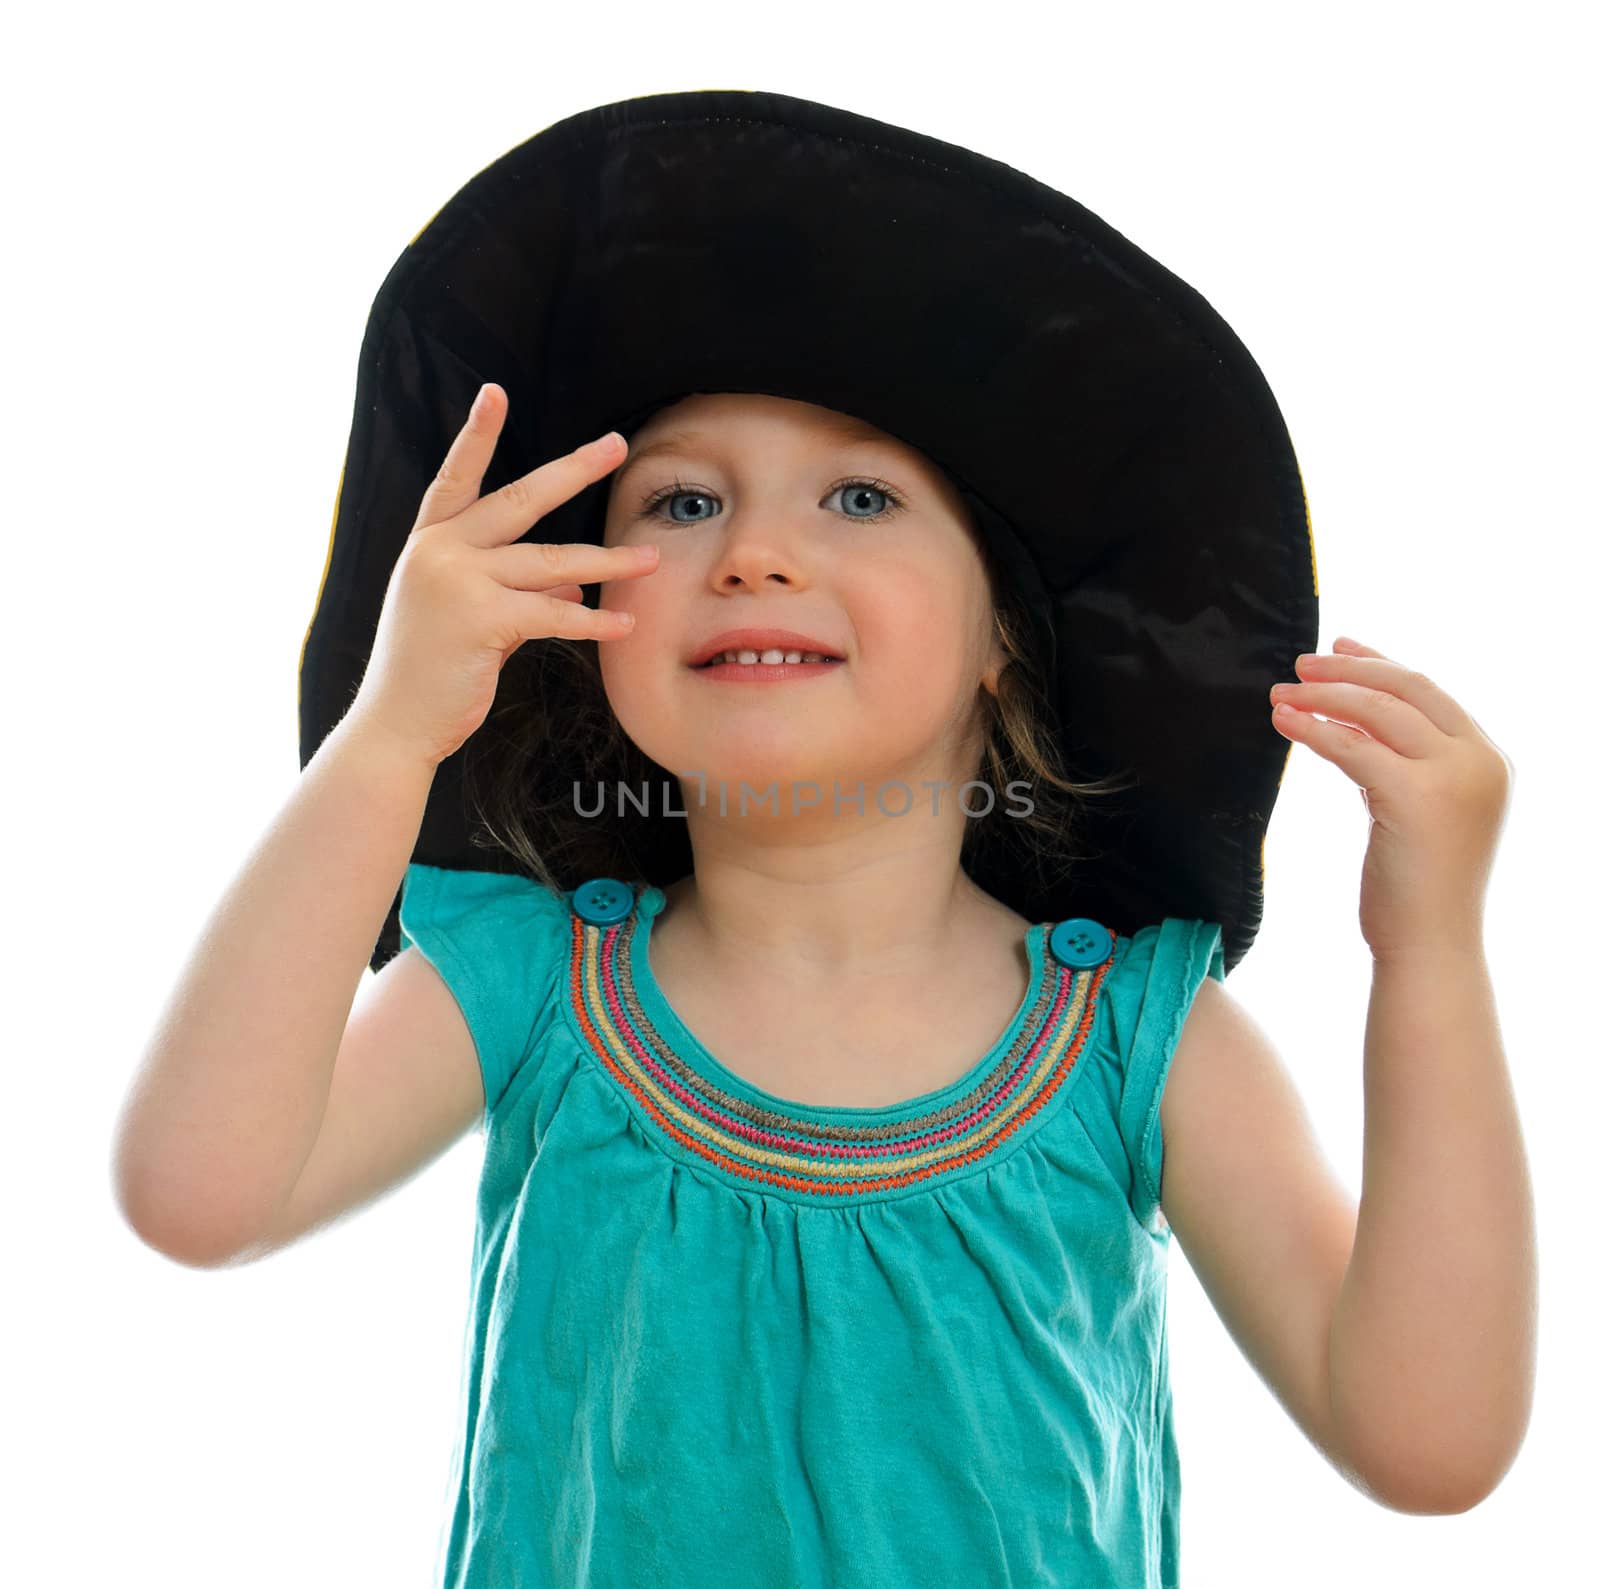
[636,476,909,524]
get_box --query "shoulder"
[1097,916,1224,1033]
[399,862,572,950]
[397,863,577,1113]
[1146,917,1236,1123]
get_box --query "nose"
[707,510,811,593]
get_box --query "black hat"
[299,88,1317,977]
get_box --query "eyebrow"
[616,425,896,477]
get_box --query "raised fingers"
[413,383,508,533]
[1292,649,1474,739]
[455,429,627,549]
[489,539,660,594]
[414,385,630,548]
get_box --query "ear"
[980,643,1006,698]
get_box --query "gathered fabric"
[399,862,1224,1588]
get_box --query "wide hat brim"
[299,87,1318,977]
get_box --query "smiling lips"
[686,627,847,680]
[696,654,844,681]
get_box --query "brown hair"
[459,530,1134,901]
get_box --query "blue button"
[1049,918,1113,968]
[573,878,635,925]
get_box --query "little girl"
[113,89,1532,1587]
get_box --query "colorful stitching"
[567,903,1117,1199]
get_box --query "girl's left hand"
[1269,636,1515,962]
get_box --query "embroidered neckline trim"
[566,898,1120,1203]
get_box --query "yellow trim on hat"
[409,203,445,249]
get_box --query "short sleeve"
[396,863,573,1119]
[1101,917,1227,1231]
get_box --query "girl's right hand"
[344,384,657,768]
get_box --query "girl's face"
[598,392,1004,805]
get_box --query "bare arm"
[110,389,648,1266]
[110,715,438,1264]
[1327,945,1537,1513]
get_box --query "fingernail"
[595,431,623,452]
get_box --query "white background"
[6,1,1590,1583]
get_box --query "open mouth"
[691,652,851,665]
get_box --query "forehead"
[643,414,885,444]
[625,425,891,466]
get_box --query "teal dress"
[398,863,1226,1588]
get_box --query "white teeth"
[706,648,839,665]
